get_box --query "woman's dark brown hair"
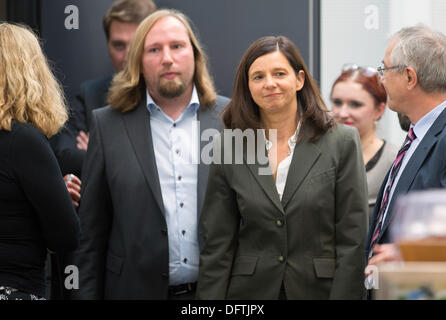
[222,35,333,142]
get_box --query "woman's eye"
[350,101,364,108]
[332,99,343,106]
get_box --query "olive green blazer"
[196,123,368,300]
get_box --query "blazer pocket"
[313,257,336,279]
[307,167,336,185]
[106,252,123,275]
[231,255,258,276]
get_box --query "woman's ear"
[375,102,386,121]
[296,70,305,91]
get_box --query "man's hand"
[63,174,82,208]
[76,131,90,151]
[367,243,402,271]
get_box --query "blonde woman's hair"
[0,23,68,138]
[108,9,217,112]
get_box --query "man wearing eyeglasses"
[366,24,446,267]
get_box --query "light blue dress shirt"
[146,87,200,285]
[382,99,446,224]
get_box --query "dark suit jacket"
[71,94,229,299]
[196,124,368,300]
[76,75,113,132]
[50,75,113,177]
[366,107,446,257]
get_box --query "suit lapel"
[246,159,285,215]
[379,107,446,240]
[366,169,390,250]
[281,140,321,209]
[243,135,283,214]
[122,97,165,214]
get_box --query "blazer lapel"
[246,161,285,215]
[379,108,446,239]
[366,169,390,249]
[122,97,165,214]
[245,137,284,214]
[281,140,321,209]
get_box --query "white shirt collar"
[263,120,301,153]
[146,85,200,114]
[412,99,446,142]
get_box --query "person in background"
[330,64,398,222]
[72,9,229,299]
[366,24,446,268]
[196,36,368,300]
[0,23,80,300]
[51,0,157,176]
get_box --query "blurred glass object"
[391,190,446,261]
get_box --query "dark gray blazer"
[76,75,114,132]
[366,106,446,257]
[50,75,113,177]
[72,94,229,299]
[197,124,368,300]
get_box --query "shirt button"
[178,176,182,181]
[173,123,177,127]
[278,256,285,263]
[180,202,184,208]
[276,220,283,227]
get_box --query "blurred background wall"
[3,0,446,147]
[321,0,446,147]
[3,0,320,116]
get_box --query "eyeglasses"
[341,64,378,77]
[376,65,406,77]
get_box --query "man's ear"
[405,66,418,90]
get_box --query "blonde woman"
[0,23,80,300]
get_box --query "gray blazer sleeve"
[330,126,368,299]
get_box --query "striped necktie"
[368,128,416,259]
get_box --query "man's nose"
[161,48,173,64]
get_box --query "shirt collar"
[263,120,301,152]
[146,85,200,114]
[412,99,446,142]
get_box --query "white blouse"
[264,122,301,200]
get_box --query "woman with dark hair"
[330,65,398,221]
[196,36,368,300]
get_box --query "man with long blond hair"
[72,9,229,299]
[51,0,157,177]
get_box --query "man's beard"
[158,77,187,98]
